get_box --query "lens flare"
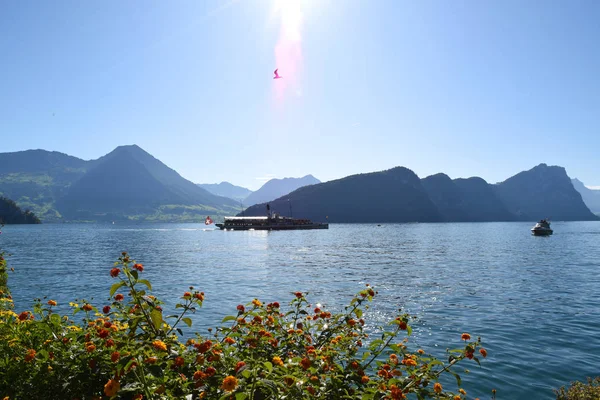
[273,0,303,102]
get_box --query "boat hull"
[531,228,553,236]
[216,223,328,231]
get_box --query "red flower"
[205,367,216,377]
[103,306,111,314]
[194,292,204,301]
[174,356,185,367]
[110,268,120,278]
[235,361,246,373]
[97,329,110,339]
[300,357,311,370]
[272,302,280,308]
[111,352,120,362]
[105,339,115,348]
[18,311,29,321]
[295,292,303,298]
[82,304,93,312]
[115,294,124,301]
[479,348,488,358]
[236,305,245,313]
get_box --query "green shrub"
[555,377,600,400]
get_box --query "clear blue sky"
[1,0,599,190]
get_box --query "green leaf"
[138,279,152,290]
[355,309,363,318]
[264,361,273,372]
[182,317,192,328]
[150,309,163,331]
[242,369,252,379]
[50,313,61,325]
[131,270,138,280]
[235,393,248,400]
[110,281,126,297]
[222,315,237,323]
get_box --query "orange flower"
[459,388,467,395]
[453,396,461,400]
[115,294,124,301]
[224,337,236,345]
[461,333,471,341]
[132,395,143,400]
[193,370,206,381]
[417,349,425,354]
[252,299,262,307]
[221,375,238,392]
[104,379,120,397]
[194,292,204,301]
[272,356,284,367]
[361,375,370,384]
[86,344,96,353]
[479,348,487,358]
[152,340,167,351]
[183,292,192,299]
[111,352,120,362]
[133,263,144,271]
[82,304,93,312]
[434,382,442,394]
[348,318,356,326]
[47,300,57,306]
[404,358,417,367]
[144,357,157,364]
[24,349,36,362]
[205,367,216,377]
[110,268,120,277]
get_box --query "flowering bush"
[0,250,488,400]
[555,377,600,400]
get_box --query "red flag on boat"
[205,216,213,225]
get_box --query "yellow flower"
[272,356,284,366]
[221,376,238,392]
[459,388,466,395]
[252,299,262,307]
[104,379,120,397]
[152,340,167,351]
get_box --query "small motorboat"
[531,219,553,236]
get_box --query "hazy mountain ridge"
[198,182,253,202]
[571,178,600,215]
[243,175,321,207]
[242,164,598,223]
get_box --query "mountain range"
[0,146,598,223]
[242,164,599,223]
[0,145,240,222]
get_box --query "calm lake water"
[2,222,600,399]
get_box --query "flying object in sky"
[273,69,282,79]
